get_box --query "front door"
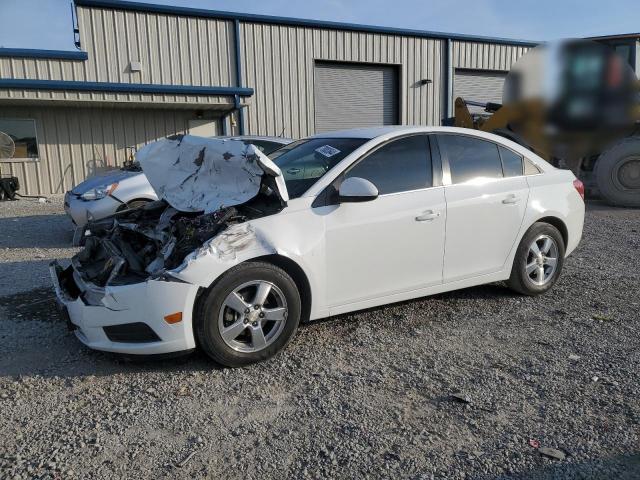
[322,134,446,307]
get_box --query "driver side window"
[344,135,432,195]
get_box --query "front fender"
[169,223,281,288]
[167,208,327,318]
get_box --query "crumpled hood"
[71,169,140,195]
[136,135,288,213]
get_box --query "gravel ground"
[0,195,79,296]
[0,200,638,479]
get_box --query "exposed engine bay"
[70,136,288,288]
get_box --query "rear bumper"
[50,262,200,355]
[565,194,585,257]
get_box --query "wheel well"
[252,254,312,323]
[536,216,568,247]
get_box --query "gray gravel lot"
[0,199,638,479]
[0,196,79,296]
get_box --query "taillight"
[573,179,585,200]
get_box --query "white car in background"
[63,136,293,228]
[51,127,585,367]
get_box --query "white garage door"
[453,69,507,114]
[314,62,399,133]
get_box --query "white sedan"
[51,127,585,367]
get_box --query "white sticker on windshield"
[315,145,341,158]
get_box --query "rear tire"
[595,137,640,207]
[507,222,565,296]
[195,262,301,367]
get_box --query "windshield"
[271,138,368,198]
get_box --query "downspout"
[445,38,454,122]
[70,1,82,49]
[233,18,246,135]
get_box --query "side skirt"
[321,269,510,319]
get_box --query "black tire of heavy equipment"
[595,136,640,208]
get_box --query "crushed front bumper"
[50,261,200,355]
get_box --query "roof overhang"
[74,0,540,47]
[0,79,253,97]
[0,48,88,60]
[586,33,640,42]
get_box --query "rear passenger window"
[438,135,503,184]
[345,135,432,194]
[499,146,524,177]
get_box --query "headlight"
[80,182,119,201]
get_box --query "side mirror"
[338,177,379,203]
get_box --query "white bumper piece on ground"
[50,262,200,355]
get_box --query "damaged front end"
[66,136,288,290]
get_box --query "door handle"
[502,194,520,205]
[415,210,440,221]
[287,167,301,174]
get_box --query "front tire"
[507,222,565,296]
[195,262,301,367]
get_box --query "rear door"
[436,134,529,282]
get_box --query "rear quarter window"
[524,158,542,175]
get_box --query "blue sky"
[0,0,639,50]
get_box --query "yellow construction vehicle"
[452,39,640,207]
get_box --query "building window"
[0,119,39,160]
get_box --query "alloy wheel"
[525,234,559,286]
[217,280,288,353]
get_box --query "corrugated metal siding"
[0,105,218,195]
[0,6,237,106]
[452,41,530,71]
[240,23,444,138]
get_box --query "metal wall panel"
[0,6,237,106]
[240,23,444,138]
[0,105,219,195]
[77,7,236,86]
[452,41,530,71]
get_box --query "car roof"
[304,125,553,177]
[310,125,511,140]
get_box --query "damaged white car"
[51,127,585,367]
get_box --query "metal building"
[0,0,537,195]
